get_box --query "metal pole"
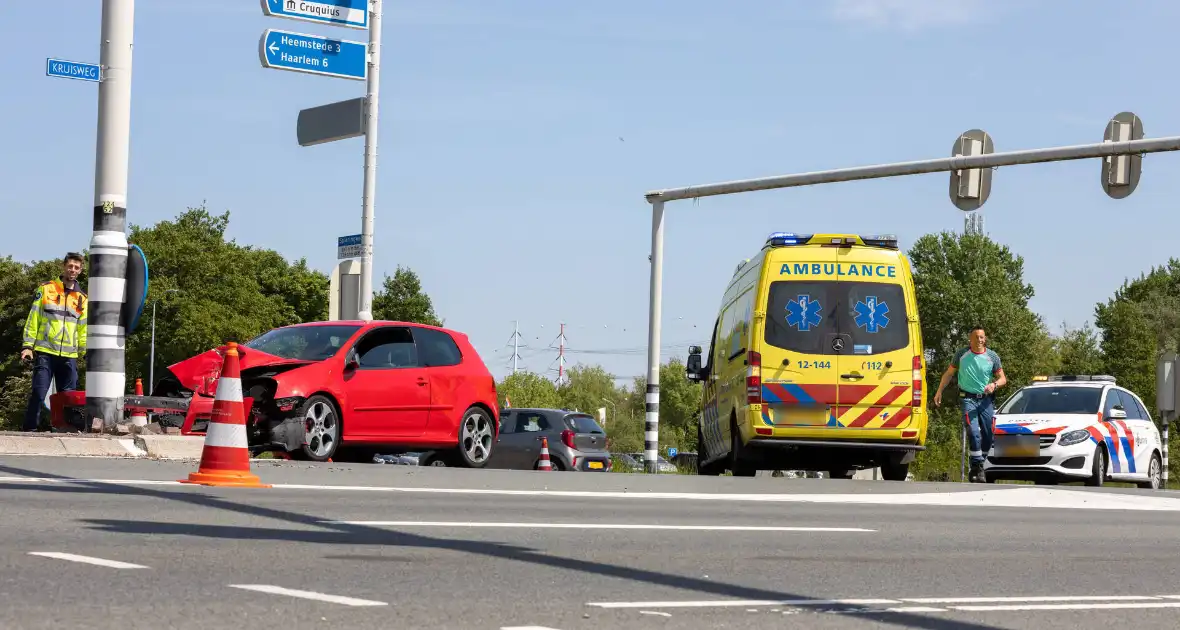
[87,0,135,430]
[961,424,967,482]
[356,0,382,321]
[645,135,1180,203]
[148,301,155,392]
[644,200,666,474]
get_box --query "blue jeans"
[24,352,78,431]
[962,395,995,466]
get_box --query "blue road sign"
[338,234,362,259]
[260,0,369,30]
[46,58,100,82]
[259,29,367,81]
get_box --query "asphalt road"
[1,456,1180,630]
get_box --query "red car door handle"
[417,379,427,386]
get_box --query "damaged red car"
[153,320,500,466]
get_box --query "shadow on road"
[0,464,1009,630]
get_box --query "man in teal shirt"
[934,325,1007,483]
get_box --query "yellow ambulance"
[685,232,928,480]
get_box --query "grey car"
[485,408,611,472]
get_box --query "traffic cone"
[537,437,552,471]
[130,379,148,427]
[180,342,270,488]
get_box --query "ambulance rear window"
[764,281,909,355]
[765,281,837,354]
[840,282,909,355]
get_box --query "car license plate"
[996,434,1039,458]
[588,461,603,469]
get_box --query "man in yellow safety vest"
[20,252,88,431]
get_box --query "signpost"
[338,234,362,259]
[260,0,369,29]
[260,0,383,322]
[46,58,101,82]
[258,29,367,81]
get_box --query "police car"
[984,375,1163,489]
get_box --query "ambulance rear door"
[760,248,842,428]
[831,253,915,431]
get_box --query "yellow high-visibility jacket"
[23,279,88,359]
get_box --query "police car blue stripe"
[1120,436,1136,473]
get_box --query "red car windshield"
[243,325,361,362]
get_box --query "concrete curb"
[0,434,144,458]
[133,435,205,460]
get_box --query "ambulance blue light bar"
[861,234,899,249]
[765,232,813,247]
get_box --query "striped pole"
[86,0,136,430]
[1163,412,1171,487]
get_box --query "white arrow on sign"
[268,41,279,55]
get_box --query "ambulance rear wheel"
[729,418,756,477]
[880,461,909,482]
[696,423,725,476]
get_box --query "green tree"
[557,364,622,416]
[496,371,560,409]
[123,204,330,390]
[907,231,1056,480]
[1094,261,1180,418]
[623,358,702,453]
[1055,321,1104,376]
[371,266,442,326]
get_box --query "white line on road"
[903,595,1161,604]
[228,584,388,607]
[501,627,564,630]
[951,602,1180,612]
[587,598,901,609]
[6,475,1180,512]
[28,552,147,569]
[590,594,1180,612]
[322,520,874,532]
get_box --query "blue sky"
[4,0,1179,384]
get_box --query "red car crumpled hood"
[166,345,314,397]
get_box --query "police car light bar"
[1047,374,1117,383]
[765,232,813,247]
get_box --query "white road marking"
[590,594,1180,613]
[639,611,673,617]
[501,627,563,630]
[322,520,873,532]
[903,595,1160,604]
[587,598,901,609]
[228,584,388,607]
[951,602,1180,612]
[5,475,1180,512]
[28,552,147,569]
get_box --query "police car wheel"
[1137,452,1162,490]
[1084,446,1106,487]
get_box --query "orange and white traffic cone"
[179,342,270,488]
[130,379,148,427]
[537,437,552,471]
